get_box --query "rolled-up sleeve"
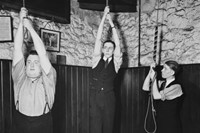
[42,66,57,108]
[114,52,122,73]
[92,54,101,69]
[12,58,26,83]
[160,84,183,101]
[12,58,26,103]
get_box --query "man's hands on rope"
[104,6,110,16]
[107,13,114,28]
[23,18,33,31]
[19,7,28,23]
[103,6,115,28]
[19,7,34,36]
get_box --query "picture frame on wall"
[0,16,13,42]
[40,28,61,52]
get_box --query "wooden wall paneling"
[113,68,122,133]
[139,67,151,133]
[78,67,90,133]
[3,61,13,133]
[65,66,73,133]
[0,60,200,133]
[0,60,13,133]
[53,65,90,133]
[125,69,134,132]
[177,64,200,133]
[68,66,90,133]
[134,67,147,133]
[52,65,68,133]
[0,61,4,133]
[118,67,149,133]
[69,66,77,133]
[115,68,145,133]
[76,67,80,133]
[133,67,140,132]
[117,68,128,133]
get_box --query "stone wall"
[0,0,200,67]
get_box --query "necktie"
[160,80,166,91]
[105,59,109,68]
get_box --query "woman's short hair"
[165,60,180,75]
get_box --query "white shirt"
[159,78,183,101]
[103,56,112,63]
[12,58,57,116]
[92,54,122,73]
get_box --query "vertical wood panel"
[139,67,150,132]
[52,65,67,133]
[116,67,148,133]
[0,60,13,133]
[0,60,200,133]
[52,65,90,133]
[66,66,73,133]
[0,61,4,133]
[3,61,13,133]
[177,64,200,133]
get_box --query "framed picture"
[40,28,61,52]
[0,16,13,42]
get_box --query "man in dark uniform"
[90,6,122,133]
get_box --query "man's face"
[102,42,114,58]
[26,55,41,78]
[161,64,174,79]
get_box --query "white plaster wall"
[0,0,200,67]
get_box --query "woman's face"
[161,64,174,79]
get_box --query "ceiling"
[78,0,138,12]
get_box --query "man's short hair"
[25,50,38,64]
[28,50,38,56]
[103,40,116,49]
